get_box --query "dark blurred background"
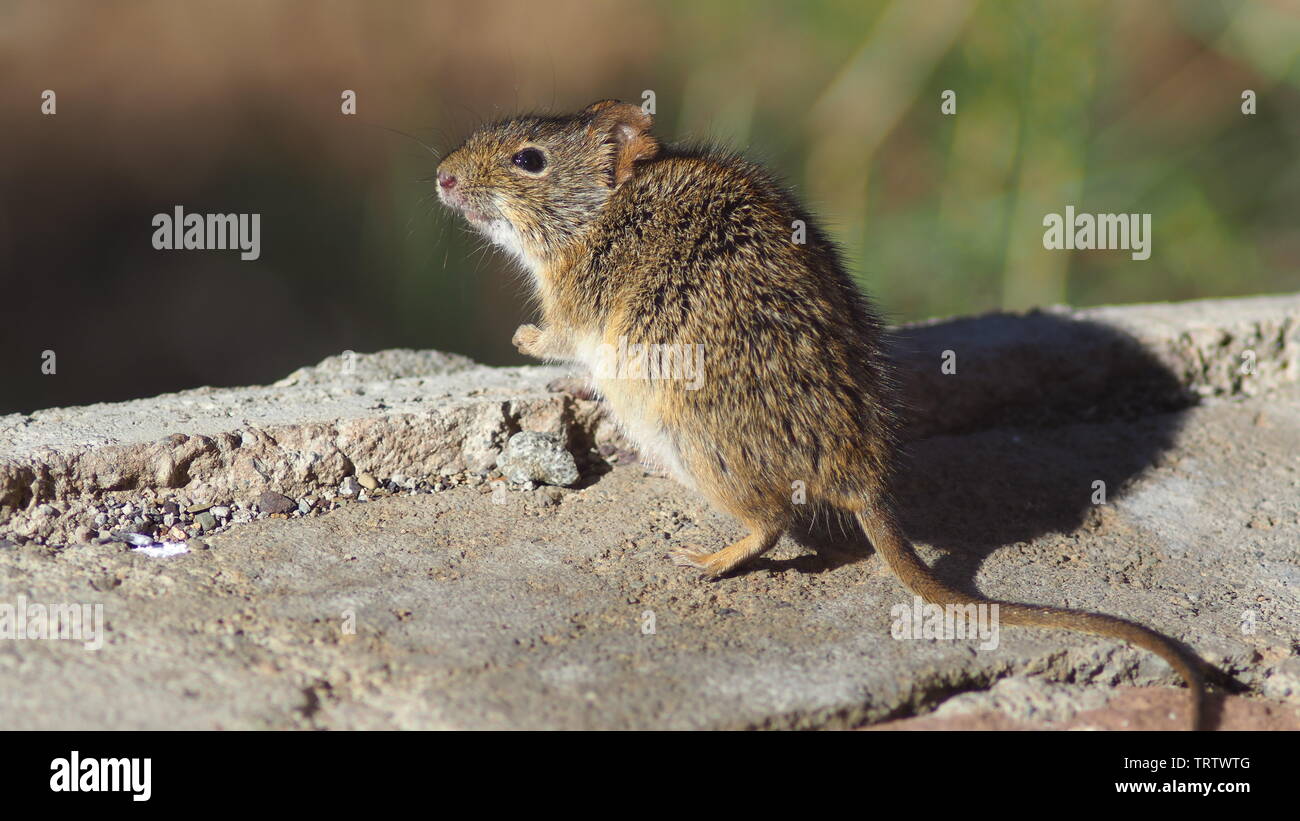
[1,0,1297,414]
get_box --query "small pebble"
[496,431,580,487]
[195,512,217,533]
[357,473,379,491]
[256,491,296,515]
[339,476,361,496]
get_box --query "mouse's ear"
[583,100,658,186]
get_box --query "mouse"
[435,99,1219,729]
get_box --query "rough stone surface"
[0,296,1297,729]
[0,378,1296,729]
[497,431,580,487]
[892,293,1300,438]
[3,295,1296,546]
[0,351,613,544]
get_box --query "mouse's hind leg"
[670,518,784,578]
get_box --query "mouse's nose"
[437,171,457,191]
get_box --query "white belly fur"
[570,333,693,487]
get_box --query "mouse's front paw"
[512,324,544,357]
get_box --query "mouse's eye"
[511,148,547,174]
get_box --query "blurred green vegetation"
[3,0,1297,412]
[379,0,1298,357]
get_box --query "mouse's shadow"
[751,315,1199,588]
[738,315,1242,720]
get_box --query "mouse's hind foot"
[669,523,782,578]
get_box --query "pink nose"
[438,171,457,190]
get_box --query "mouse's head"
[436,100,658,270]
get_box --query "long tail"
[856,511,1208,730]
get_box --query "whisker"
[357,120,443,159]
